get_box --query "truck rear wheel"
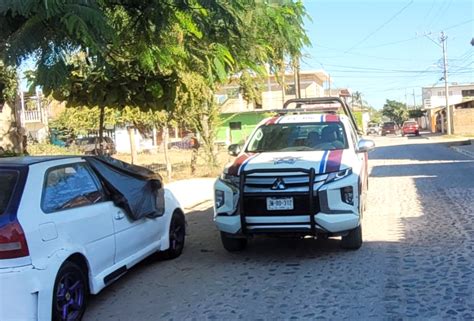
[221,232,247,252]
[341,225,362,250]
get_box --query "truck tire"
[341,225,362,250]
[221,232,247,252]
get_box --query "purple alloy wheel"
[170,220,184,251]
[56,272,85,321]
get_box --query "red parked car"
[402,121,420,136]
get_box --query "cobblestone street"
[84,136,474,321]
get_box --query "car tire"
[52,261,88,321]
[163,210,186,259]
[221,232,247,252]
[341,224,363,250]
[416,131,420,136]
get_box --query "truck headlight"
[340,186,354,205]
[326,168,352,183]
[215,190,225,208]
[220,173,240,186]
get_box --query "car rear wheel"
[341,224,363,250]
[52,261,88,321]
[163,210,186,259]
[221,232,247,252]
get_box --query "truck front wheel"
[341,225,362,250]
[221,232,247,252]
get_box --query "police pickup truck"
[213,98,375,251]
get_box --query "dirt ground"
[112,149,230,182]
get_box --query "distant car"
[0,156,185,321]
[167,135,199,150]
[381,122,400,136]
[366,123,381,135]
[402,121,420,136]
[75,137,116,155]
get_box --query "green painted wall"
[217,112,272,144]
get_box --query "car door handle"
[114,211,125,220]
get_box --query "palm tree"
[352,91,363,109]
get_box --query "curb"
[451,146,474,159]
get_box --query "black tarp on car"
[86,156,165,220]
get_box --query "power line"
[443,18,474,31]
[343,0,414,53]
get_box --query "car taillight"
[0,220,29,259]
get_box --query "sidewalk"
[166,177,215,210]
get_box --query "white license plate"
[266,197,294,211]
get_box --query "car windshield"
[246,122,348,152]
[0,170,19,216]
[383,122,395,127]
[404,122,417,126]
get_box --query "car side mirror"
[357,139,375,153]
[228,144,241,156]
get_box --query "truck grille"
[240,168,322,234]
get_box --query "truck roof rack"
[281,97,361,133]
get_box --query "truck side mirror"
[357,139,375,153]
[228,144,241,156]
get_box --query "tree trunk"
[127,126,137,164]
[162,127,172,181]
[190,138,199,175]
[98,105,105,155]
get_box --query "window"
[0,170,18,216]
[229,122,242,130]
[462,90,474,97]
[247,122,348,152]
[42,163,105,213]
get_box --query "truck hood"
[226,150,353,176]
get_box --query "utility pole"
[441,32,451,135]
[412,88,416,109]
[328,74,331,96]
[297,58,301,98]
[405,89,408,109]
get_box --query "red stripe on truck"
[325,114,339,122]
[325,149,343,172]
[227,153,253,176]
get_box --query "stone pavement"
[84,135,474,321]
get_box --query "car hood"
[225,150,353,176]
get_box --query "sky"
[301,0,473,109]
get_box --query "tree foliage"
[408,109,426,118]
[382,100,408,125]
[1,0,310,165]
[0,60,18,105]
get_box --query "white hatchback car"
[0,156,185,321]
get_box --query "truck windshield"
[247,122,348,152]
[0,170,19,216]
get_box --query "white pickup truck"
[213,98,375,252]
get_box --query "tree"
[382,100,408,125]
[0,60,18,107]
[2,1,311,165]
[352,91,363,108]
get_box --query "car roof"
[0,156,82,167]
